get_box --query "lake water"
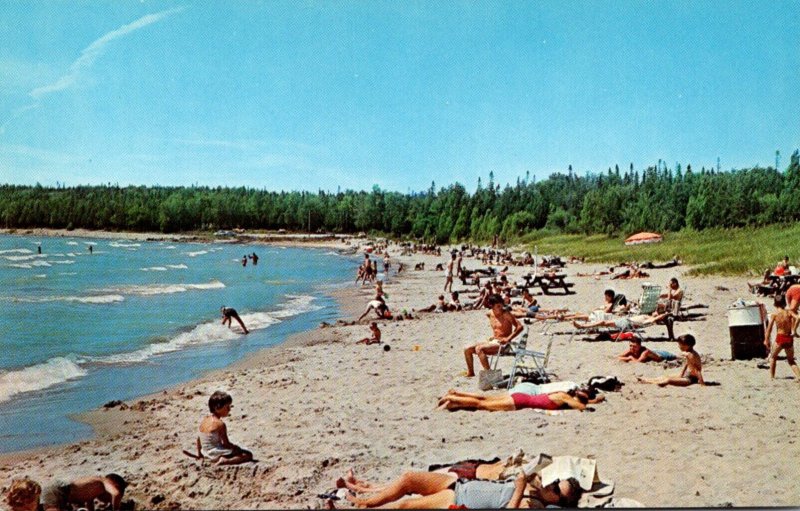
[0,235,357,453]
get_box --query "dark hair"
[452,291,459,298]
[670,277,679,287]
[208,390,233,413]
[785,255,790,260]
[604,289,615,298]
[104,473,128,492]
[487,294,504,306]
[677,334,696,347]
[775,294,787,308]
[559,477,582,507]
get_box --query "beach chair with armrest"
[505,325,554,388]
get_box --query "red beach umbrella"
[624,232,663,246]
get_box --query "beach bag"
[478,368,504,390]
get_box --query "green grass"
[518,225,800,276]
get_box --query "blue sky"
[1,1,798,192]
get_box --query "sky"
[1,1,798,193]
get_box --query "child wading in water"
[764,294,800,381]
[638,334,705,386]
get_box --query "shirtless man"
[638,334,705,386]
[221,306,249,334]
[41,474,127,511]
[764,294,800,381]
[463,294,523,377]
[444,253,456,293]
[618,337,677,363]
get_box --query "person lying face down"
[41,474,128,511]
[437,386,602,413]
[618,337,677,363]
[338,466,582,509]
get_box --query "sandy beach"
[2,239,799,508]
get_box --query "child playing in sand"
[40,474,128,511]
[638,334,705,386]
[5,478,40,511]
[197,391,253,465]
[357,322,382,345]
[764,294,800,381]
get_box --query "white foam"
[92,316,277,365]
[0,357,88,404]
[60,272,77,276]
[66,241,79,246]
[4,255,39,261]
[7,263,32,269]
[186,250,209,257]
[141,266,168,272]
[34,274,46,279]
[109,241,141,248]
[163,245,177,249]
[271,294,321,318]
[0,249,32,254]
[167,264,188,269]
[51,260,75,265]
[105,281,225,296]
[31,261,51,267]
[8,294,125,304]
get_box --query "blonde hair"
[6,478,41,509]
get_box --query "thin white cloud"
[29,7,184,99]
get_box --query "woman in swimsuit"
[341,469,582,509]
[437,388,597,412]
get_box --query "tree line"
[1,150,798,243]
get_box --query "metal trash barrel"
[728,302,767,360]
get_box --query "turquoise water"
[0,235,357,453]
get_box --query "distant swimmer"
[37,244,42,254]
[89,245,93,254]
[242,255,248,267]
[250,252,259,265]
[221,306,249,334]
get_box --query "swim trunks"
[510,393,560,410]
[652,349,677,361]
[776,333,794,346]
[453,479,516,509]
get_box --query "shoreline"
[0,234,365,460]
[0,227,358,250]
[2,244,799,508]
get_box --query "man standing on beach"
[444,252,456,293]
[463,294,523,377]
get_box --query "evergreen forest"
[2,150,798,244]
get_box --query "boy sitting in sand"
[637,334,705,386]
[618,337,677,363]
[193,391,253,465]
[41,474,128,511]
[764,294,800,381]
[357,322,382,345]
[5,478,41,511]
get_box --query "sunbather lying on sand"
[618,337,677,362]
[573,312,666,331]
[637,334,705,386]
[437,388,599,412]
[336,458,509,494]
[338,467,581,508]
[561,289,627,322]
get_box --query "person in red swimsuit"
[436,389,595,412]
[765,294,800,381]
[785,284,800,313]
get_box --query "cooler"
[728,302,767,360]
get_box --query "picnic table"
[521,272,575,295]
[751,274,800,297]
